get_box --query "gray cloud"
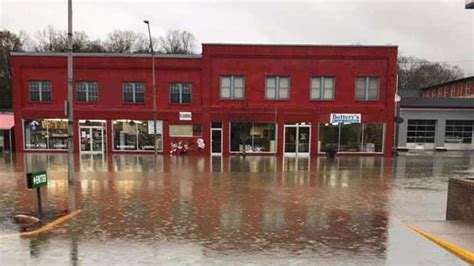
[1,0,473,75]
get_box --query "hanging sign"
[179,112,192,121]
[330,113,361,124]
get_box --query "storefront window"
[318,123,384,153]
[230,122,276,153]
[113,120,162,151]
[362,124,384,152]
[24,119,68,150]
[339,124,362,152]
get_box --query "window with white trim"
[29,81,51,102]
[445,120,473,144]
[220,76,244,99]
[407,119,436,143]
[465,81,471,96]
[169,83,192,104]
[76,81,98,102]
[266,76,289,100]
[355,77,379,101]
[310,77,335,100]
[122,82,145,103]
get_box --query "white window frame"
[122,82,145,103]
[29,81,51,102]
[169,83,192,104]
[76,81,98,102]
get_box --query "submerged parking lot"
[0,152,473,265]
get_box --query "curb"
[0,210,82,239]
[405,223,474,264]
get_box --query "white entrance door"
[79,126,105,154]
[284,124,311,156]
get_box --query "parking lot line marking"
[0,210,81,239]
[405,223,474,264]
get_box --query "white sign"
[179,112,192,121]
[330,113,361,124]
[148,120,163,134]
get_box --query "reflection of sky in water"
[0,152,472,265]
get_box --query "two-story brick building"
[11,43,398,156]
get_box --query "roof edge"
[202,43,398,48]
[10,52,202,59]
[420,76,474,90]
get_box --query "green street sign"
[26,171,48,189]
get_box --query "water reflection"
[0,152,472,264]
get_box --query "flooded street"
[0,152,473,265]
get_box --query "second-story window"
[29,81,51,102]
[169,83,192,104]
[355,77,379,101]
[466,81,471,96]
[122,82,145,103]
[311,77,335,100]
[220,76,244,99]
[76,81,98,102]
[266,76,289,100]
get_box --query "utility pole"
[67,0,74,185]
[144,20,157,156]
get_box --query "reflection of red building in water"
[9,155,391,256]
[11,44,397,156]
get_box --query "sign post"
[26,171,48,217]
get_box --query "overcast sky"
[1,0,473,75]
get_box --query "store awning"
[0,114,14,130]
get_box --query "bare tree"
[158,30,196,54]
[34,26,64,52]
[133,33,159,53]
[0,30,28,109]
[105,30,138,53]
[34,26,102,52]
[398,55,464,91]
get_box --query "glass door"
[80,127,92,153]
[91,127,104,153]
[284,124,311,156]
[298,126,310,154]
[80,126,105,154]
[284,126,297,154]
[211,128,222,155]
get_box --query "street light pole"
[67,0,74,184]
[144,20,157,157]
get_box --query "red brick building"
[421,76,473,99]
[11,44,398,156]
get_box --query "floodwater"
[0,152,473,265]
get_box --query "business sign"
[330,113,361,124]
[26,171,48,189]
[148,120,163,134]
[179,112,192,121]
